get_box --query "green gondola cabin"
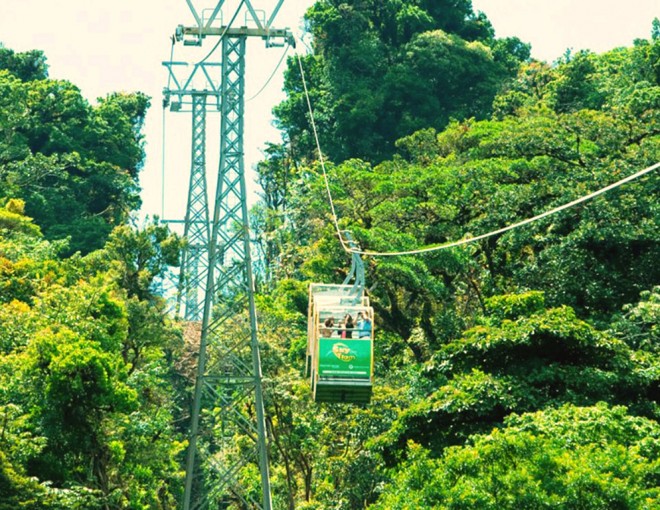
[307,283,374,404]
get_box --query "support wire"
[295,51,351,254]
[294,43,659,258]
[352,161,659,257]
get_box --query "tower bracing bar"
[178,2,292,508]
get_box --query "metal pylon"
[182,35,271,510]
[170,2,294,508]
[178,93,211,321]
[162,58,222,319]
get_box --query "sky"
[0,0,657,224]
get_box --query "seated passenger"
[357,312,372,338]
[342,314,354,339]
[321,317,334,337]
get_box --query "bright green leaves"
[0,43,180,509]
[35,331,137,433]
[0,199,41,237]
[248,14,660,510]
[0,449,51,510]
[0,48,150,254]
[378,296,656,462]
[485,290,545,320]
[35,279,129,353]
[0,222,183,507]
[550,51,606,113]
[0,300,37,352]
[373,404,660,509]
[22,79,89,156]
[394,4,434,43]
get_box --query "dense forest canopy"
[274,0,530,163]
[0,45,149,255]
[1,2,660,509]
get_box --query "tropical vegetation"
[0,2,659,508]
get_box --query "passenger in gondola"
[321,317,334,337]
[342,314,354,338]
[357,312,372,339]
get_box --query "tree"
[0,206,184,507]
[381,30,508,142]
[376,292,659,461]
[0,45,48,81]
[372,403,660,509]
[0,47,151,255]
[274,0,528,163]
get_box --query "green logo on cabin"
[318,338,371,379]
[332,342,356,362]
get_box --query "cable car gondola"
[306,236,374,404]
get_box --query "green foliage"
[1,152,140,254]
[0,449,46,510]
[372,404,660,509]
[86,92,151,179]
[0,41,180,510]
[275,0,528,162]
[485,290,545,320]
[97,221,183,301]
[0,199,41,237]
[0,48,150,254]
[0,219,184,507]
[550,50,606,113]
[611,286,660,353]
[376,298,658,462]
[0,45,48,81]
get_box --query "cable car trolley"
[306,235,374,404]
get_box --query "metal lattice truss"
[169,2,295,508]
[163,62,223,111]
[183,35,271,510]
[162,59,221,320]
[177,94,211,321]
[178,0,290,47]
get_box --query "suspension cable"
[247,44,290,102]
[162,37,176,220]
[294,46,659,258]
[295,51,352,253]
[355,161,659,256]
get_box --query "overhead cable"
[247,44,290,102]
[354,161,659,257]
[295,51,352,253]
[294,46,659,258]
[162,37,176,220]
[195,0,245,65]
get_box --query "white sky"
[0,0,657,222]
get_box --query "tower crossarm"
[176,0,294,47]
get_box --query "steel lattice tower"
[165,2,294,509]
[179,93,211,320]
[163,62,222,321]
